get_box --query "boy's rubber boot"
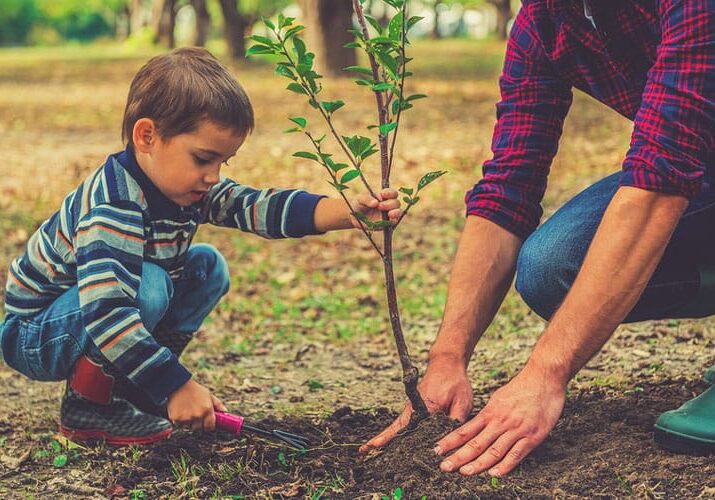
[114,329,194,417]
[654,385,715,454]
[59,355,172,445]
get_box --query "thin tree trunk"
[431,1,441,39]
[191,0,210,46]
[219,0,248,59]
[130,0,145,35]
[152,0,177,48]
[488,0,512,40]
[300,0,357,77]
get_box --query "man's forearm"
[430,216,522,367]
[526,187,688,384]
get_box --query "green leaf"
[352,211,374,230]
[275,64,296,80]
[321,100,345,114]
[344,41,362,49]
[379,122,397,135]
[286,82,307,95]
[355,79,374,86]
[263,18,276,30]
[398,187,413,196]
[388,12,403,40]
[344,66,373,76]
[293,37,307,63]
[342,135,374,159]
[371,220,393,228]
[53,454,68,467]
[289,117,307,128]
[293,151,318,161]
[285,25,306,40]
[50,440,62,453]
[376,52,399,78]
[315,134,327,144]
[417,170,447,191]
[365,15,384,34]
[329,181,349,192]
[407,16,424,31]
[245,44,274,57]
[331,162,349,172]
[341,170,361,184]
[406,93,428,102]
[372,82,396,92]
[393,487,403,500]
[362,147,379,160]
[283,127,301,134]
[249,35,275,46]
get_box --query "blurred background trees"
[0,0,517,71]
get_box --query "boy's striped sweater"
[4,149,323,404]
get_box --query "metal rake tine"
[272,429,310,450]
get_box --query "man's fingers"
[359,406,412,453]
[488,437,535,477]
[456,431,520,476]
[448,398,472,423]
[435,414,487,456]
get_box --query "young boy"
[0,47,400,445]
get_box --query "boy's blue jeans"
[516,172,715,322]
[0,244,229,382]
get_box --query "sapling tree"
[247,0,444,420]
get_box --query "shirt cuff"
[137,353,193,405]
[620,162,703,199]
[284,191,326,237]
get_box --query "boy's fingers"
[204,409,216,432]
[381,188,398,199]
[379,199,400,210]
[211,394,228,412]
[388,209,401,219]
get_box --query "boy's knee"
[139,263,174,330]
[189,243,230,296]
[515,231,575,321]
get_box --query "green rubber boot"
[705,365,715,385]
[654,385,715,454]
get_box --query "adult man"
[362,0,715,477]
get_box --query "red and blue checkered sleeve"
[465,6,573,240]
[620,0,715,198]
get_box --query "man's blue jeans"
[515,173,715,322]
[0,243,230,381]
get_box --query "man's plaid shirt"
[466,0,715,239]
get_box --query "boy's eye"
[193,155,212,166]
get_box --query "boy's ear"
[133,118,157,153]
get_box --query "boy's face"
[136,119,246,207]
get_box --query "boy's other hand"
[167,379,227,432]
[350,188,401,229]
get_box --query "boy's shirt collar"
[116,147,186,218]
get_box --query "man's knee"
[139,263,174,330]
[188,243,230,297]
[515,232,575,321]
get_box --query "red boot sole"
[59,425,172,446]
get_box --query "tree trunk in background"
[488,0,512,40]
[431,1,441,39]
[152,0,177,48]
[191,0,211,46]
[219,0,249,59]
[130,0,146,35]
[299,0,356,77]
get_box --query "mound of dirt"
[102,380,715,498]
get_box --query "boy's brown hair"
[122,47,254,147]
